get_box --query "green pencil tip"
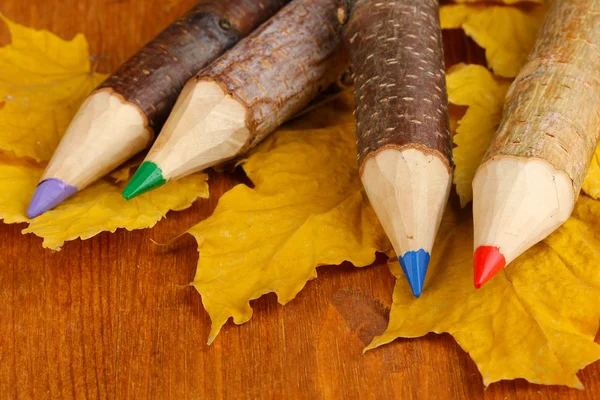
[122,161,166,200]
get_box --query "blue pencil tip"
[398,249,431,298]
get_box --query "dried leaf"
[0,152,43,224]
[447,64,511,207]
[440,3,547,77]
[0,18,210,248]
[188,95,390,343]
[107,166,135,183]
[23,172,208,250]
[366,195,600,388]
[0,149,208,249]
[0,16,107,161]
[107,154,144,183]
[583,146,600,200]
[369,36,600,389]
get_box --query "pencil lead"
[122,161,166,200]
[473,246,506,289]
[399,249,430,298]
[27,178,78,218]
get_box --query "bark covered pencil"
[27,0,289,218]
[339,0,453,297]
[122,0,349,199]
[472,0,600,287]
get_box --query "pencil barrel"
[481,0,600,193]
[196,0,349,153]
[339,0,452,172]
[96,0,289,136]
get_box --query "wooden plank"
[0,0,599,398]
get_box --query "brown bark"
[482,0,600,194]
[96,0,289,136]
[339,0,452,172]
[196,0,349,152]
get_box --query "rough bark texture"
[197,0,349,152]
[482,0,600,193]
[339,0,452,172]
[96,0,289,136]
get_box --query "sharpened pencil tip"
[399,249,430,298]
[27,178,78,218]
[122,161,166,200]
[474,246,506,288]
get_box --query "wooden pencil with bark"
[27,0,289,218]
[122,0,349,199]
[472,0,600,287]
[339,0,453,297]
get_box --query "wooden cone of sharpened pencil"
[472,0,600,288]
[27,0,289,218]
[339,0,453,297]
[122,0,348,199]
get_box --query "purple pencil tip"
[27,178,78,218]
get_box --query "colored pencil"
[472,0,600,288]
[339,0,453,297]
[122,0,348,199]
[27,0,288,218]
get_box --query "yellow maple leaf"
[0,146,208,249]
[106,154,144,183]
[440,3,547,78]
[22,171,208,250]
[107,165,135,183]
[366,195,600,388]
[0,18,210,249]
[0,151,208,250]
[0,15,107,162]
[447,64,511,207]
[0,152,43,224]
[583,146,600,200]
[188,95,390,344]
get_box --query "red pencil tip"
[473,246,506,288]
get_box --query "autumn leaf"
[0,143,208,250]
[440,3,547,78]
[583,146,600,200]
[366,195,600,388]
[107,165,135,183]
[0,15,107,161]
[447,64,511,207]
[23,172,208,250]
[0,150,208,251]
[188,94,390,344]
[106,154,144,183]
[0,152,43,224]
[369,7,600,387]
[0,17,210,249]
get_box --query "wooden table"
[1,1,598,398]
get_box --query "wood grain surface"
[0,1,599,399]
